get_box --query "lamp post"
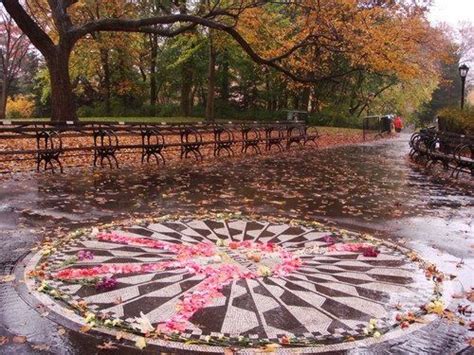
[459,64,469,110]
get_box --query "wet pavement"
[0,133,473,354]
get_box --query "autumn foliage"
[0,0,452,122]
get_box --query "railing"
[0,120,319,173]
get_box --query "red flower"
[362,247,380,257]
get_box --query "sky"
[428,0,474,28]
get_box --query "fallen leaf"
[0,275,15,283]
[57,327,66,336]
[12,335,27,344]
[0,336,8,345]
[79,325,91,333]
[467,291,474,302]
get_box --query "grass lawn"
[4,116,208,124]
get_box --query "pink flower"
[55,230,307,336]
[324,236,336,245]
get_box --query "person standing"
[394,116,403,133]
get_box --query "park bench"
[0,120,321,173]
[241,126,262,154]
[452,142,473,178]
[213,126,235,157]
[93,128,119,168]
[141,127,166,164]
[409,129,473,178]
[265,125,286,152]
[36,130,63,173]
[180,127,204,161]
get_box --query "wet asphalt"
[0,134,472,354]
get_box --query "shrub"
[437,106,474,134]
[6,95,36,119]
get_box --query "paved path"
[0,134,472,353]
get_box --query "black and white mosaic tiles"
[23,219,435,348]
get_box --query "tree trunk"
[99,48,111,115]
[292,94,299,110]
[265,75,272,111]
[205,32,216,121]
[219,49,229,103]
[47,48,77,123]
[0,78,8,120]
[149,33,158,116]
[180,65,193,116]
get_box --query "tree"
[205,29,216,121]
[1,0,446,122]
[418,43,463,124]
[0,9,30,119]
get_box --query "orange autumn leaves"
[235,0,447,83]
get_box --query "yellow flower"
[373,331,381,338]
[135,337,147,350]
[262,343,281,352]
[426,300,444,315]
[49,289,60,298]
[85,312,96,324]
[257,265,272,277]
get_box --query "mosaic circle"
[23,219,436,349]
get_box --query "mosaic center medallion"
[22,219,436,349]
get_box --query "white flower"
[133,312,154,333]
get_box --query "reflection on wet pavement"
[0,134,472,353]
